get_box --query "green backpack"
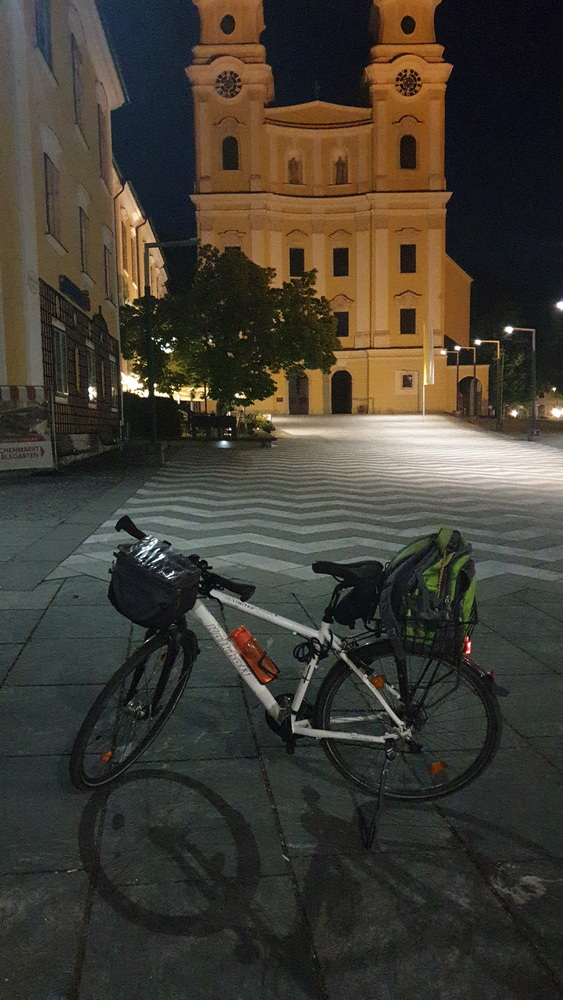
[378,527,477,662]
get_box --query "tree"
[173,247,339,409]
[119,296,186,396]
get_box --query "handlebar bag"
[108,536,201,629]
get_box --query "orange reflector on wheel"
[370,675,386,689]
[429,761,446,774]
[100,751,113,763]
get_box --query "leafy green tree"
[119,296,186,396]
[173,247,339,409]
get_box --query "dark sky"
[98,0,563,326]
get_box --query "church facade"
[187,0,486,415]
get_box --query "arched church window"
[334,157,348,184]
[288,157,303,184]
[222,135,239,170]
[400,134,417,169]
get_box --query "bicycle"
[69,516,502,802]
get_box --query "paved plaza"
[0,416,562,999]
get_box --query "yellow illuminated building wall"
[0,0,125,457]
[113,171,168,395]
[187,0,488,414]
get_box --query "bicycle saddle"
[312,559,384,589]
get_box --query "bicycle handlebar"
[114,518,256,602]
[115,516,147,541]
[207,574,256,603]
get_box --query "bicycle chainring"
[265,693,314,744]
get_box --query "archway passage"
[288,375,309,414]
[331,370,352,414]
[458,376,482,418]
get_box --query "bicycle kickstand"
[357,741,396,851]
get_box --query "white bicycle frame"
[188,590,408,745]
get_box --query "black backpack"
[108,536,201,630]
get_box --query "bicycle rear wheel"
[314,640,501,801]
[69,628,198,789]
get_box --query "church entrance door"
[331,370,352,414]
[288,375,309,414]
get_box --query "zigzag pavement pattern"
[49,433,563,587]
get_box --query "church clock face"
[395,69,422,97]
[215,70,242,99]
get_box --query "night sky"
[98,0,563,334]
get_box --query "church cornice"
[265,101,372,130]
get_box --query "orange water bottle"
[228,625,279,684]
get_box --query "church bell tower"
[365,0,451,192]
[187,1,274,197]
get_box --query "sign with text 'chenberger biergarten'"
[0,386,54,470]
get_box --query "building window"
[288,157,303,184]
[402,374,414,388]
[334,157,348,184]
[71,36,84,130]
[334,312,349,338]
[121,221,128,273]
[97,106,110,184]
[400,308,416,335]
[400,135,417,169]
[400,244,417,273]
[79,208,89,273]
[53,326,68,395]
[333,247,349,277]
[87,346,97,401]
[104,246,114,302]
[100,361,106,400]
[289,247,305,277]
[74,346,81,390]
[110,358,119,407]
[35,0,52,68]
[222,136,239,170]
[44,154,60,241]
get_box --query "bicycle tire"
[69,628,198,790]
[314,640,501,801]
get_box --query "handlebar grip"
[209,573,255,602]
[115,516,147,541]
[227,580,256,602]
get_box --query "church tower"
[187,1,274,199]
[365,0,451,192]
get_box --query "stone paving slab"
[7,635,130,685]
[0,643,22,683]
[0,870,88,1000]
[0,756,88,874]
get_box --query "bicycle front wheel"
[70,628,198,789]
[314,640,501,801]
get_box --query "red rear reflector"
[463,636,472,656]
[429,762,446,774]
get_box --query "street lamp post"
[474,338,502,431]
[440,346,461,412]
[504,325,538,440]
[463,346,478,420]
[143,237,199,445]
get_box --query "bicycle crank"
[264,693,314,753]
